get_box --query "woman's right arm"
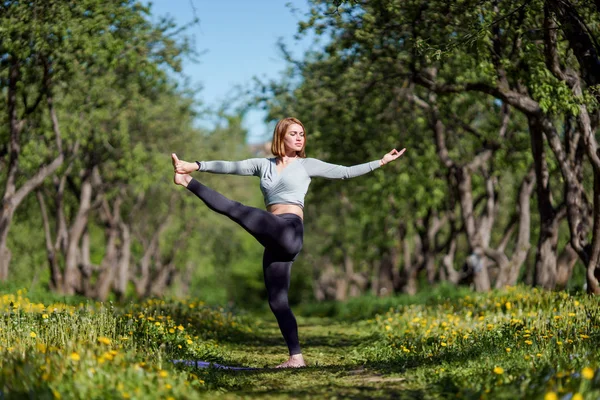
[196,158,264,176]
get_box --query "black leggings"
[186,178,304,355]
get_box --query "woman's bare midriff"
[267,204,304,219]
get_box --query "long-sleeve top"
[197,157,381,208]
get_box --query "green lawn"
[0,286,599,399]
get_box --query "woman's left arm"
[305,148,406,179]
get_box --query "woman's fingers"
[172,153,189,173]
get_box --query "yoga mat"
[171,360,257,370]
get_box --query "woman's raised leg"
[175,172,299,253]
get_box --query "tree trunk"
[587,169,600,294]
[0,210,15,281]
[377,251,395,296]
[79,228,96,297]
[370,257,381,297]
[556,244,578,289]
[442,237,460,284]
[416,210,446,284]
[37,190,63,291]
[492,168,535,288]
[149,262,176,297]
[529,117,560,289]
[95,196,123,301]
[114,222,131,301]
[456,168,492,291]
[62,174,93,295]
[401,233,419,295]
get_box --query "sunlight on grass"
[0,286,598,399]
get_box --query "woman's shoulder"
[246,157,273,164]
[300,157,324,165]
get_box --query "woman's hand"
[171,153,198,174]
[380,148,406,166]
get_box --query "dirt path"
[196,316,416,399]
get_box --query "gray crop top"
[197,157,381,208]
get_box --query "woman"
[172,117,405,368]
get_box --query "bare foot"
[275,354,306,368]
[171,153,192,187]
[173,172,192,187]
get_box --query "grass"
[0,286,599,399]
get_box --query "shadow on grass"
[213,329,382,349]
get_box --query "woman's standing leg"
[263,248,306,367]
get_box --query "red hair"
[270,117,307,158]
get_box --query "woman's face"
[283,123,305,154]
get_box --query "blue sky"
[146,0,316,143]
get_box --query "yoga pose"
[172,117,405,368]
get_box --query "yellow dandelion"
[505,348,511,353]
[70,352,81,362]
[187,339,193,344]
[582,367,594,380]
[30,332,36,338]
[525,340,533,345]
[441,342,447,347]
[177,325,184,331]
[572,393,583,400]
[159,370,168,378]
[544,392,558,400]
[493,366,504,375]
[505,302,512,310]
[165,384,172,389]
[97,337,111,345]
[169,328,175,334]
[42,314,48,319]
